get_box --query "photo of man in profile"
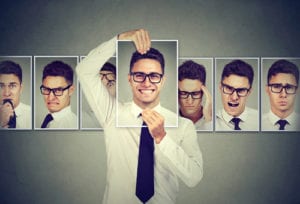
[35,59,78,129]
[215,58,259,131]
[178,59,213,131]
[0,59,31,129]
[262,59,300,131]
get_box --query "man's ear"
[20,82,23,93]
[68,84,75,96]
[160,75,166,87]
[128,74,131,83]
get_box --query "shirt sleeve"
[157,119,203,187]
[76,37,117,127]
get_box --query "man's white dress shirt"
[15,102,31,129]
[216,106,259,131]
[76,36,203,204]
[44,106,77,129]
[262,111,300,131]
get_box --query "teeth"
[228,102,239,107]
[140,90,153,93]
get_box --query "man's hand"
[118,29,151,54]
[0,102,14,128]
[141,109,166,144]
[201,85,212,122]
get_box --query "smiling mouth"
[228,102,239,107]
[139,89,154,94]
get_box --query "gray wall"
[0,1,300,204]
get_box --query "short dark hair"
[267,59,299,85]
[129,48,165,74]
[42,61,74,84]
[0,60,23,83]
[178,60,206,85]
[221,59,254,87]
[100,62,116,75]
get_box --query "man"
[216,59,259,131]
[81,62,116,129]
[178,60,212,130]
[76,29,203,204]
[0,60,31,129]
[39,60,77,129]
[262,59,300,131]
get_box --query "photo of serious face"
[178,60,209,124]
[266,60,299,118]
[179,79,203,119]
[219,60,253,117]
[40,61,74,113]
[128,48,165,109]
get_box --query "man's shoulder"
[17,102,31,112]
[160,106,179,127]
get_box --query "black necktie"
[136,121,154,203]
[8,111,16,128]
[3,99,16,128]
[231,117,241,130]
[277,119,288,130]
[41,114,53,128]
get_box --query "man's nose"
[142,76,152,86]
[186,95,193,104]
[230,90,239,100]
[279,88,287,97]
[47,91,57,100]
[3,86,11,96]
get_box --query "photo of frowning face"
[128,58,165,109]
[41,76,74,113]
[220,74,251,117]
[266,73,298,116]
[0,74,22,108]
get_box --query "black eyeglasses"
[221,82,250,97]
[268,83,298,94]
[178,90,203,99]
[40,84,72,96]
[130,72,163,83]
[100,73,115,81]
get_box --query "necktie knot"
[231,117,241,130]
[277,119,288,130]
[41,114,53,128]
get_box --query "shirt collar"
[268,110,295,125]
[14,102,23,117]
[130,101,162,118]
[221,107,249,123]
[51,106,72,120]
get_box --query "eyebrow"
[0,82,18,85]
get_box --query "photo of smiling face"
[42,76,74,113]
[128,58,165,109]
[220,74,251,117]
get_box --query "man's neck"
[271,107,294,119]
